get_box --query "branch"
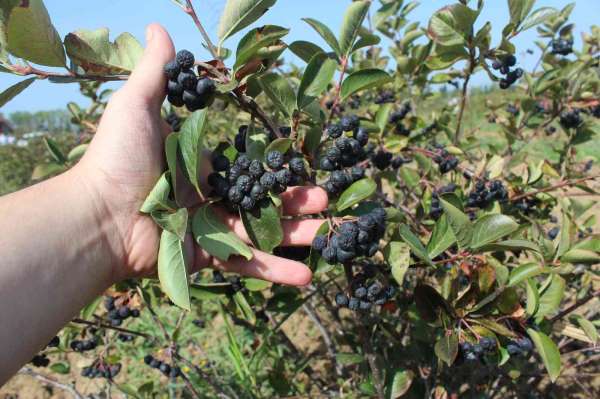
[327,57,349,124]
[172,0,219,59]
[229,92,281,138]
[174,353,234,399]
[303,303,342,376]
[71,318,154,341]
[18,367,84,399]
[454,48,475,144]
[550,289,600,323]
[511,175,600,202]
[9,64,127,82]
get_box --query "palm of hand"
[76,24,324,286]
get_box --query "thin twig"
[136,287,171,342]
[18,367,84,399]
[327,56,349,124]
[182,0,219,60]
[174,353,234,399]
[550,290,599,323]
[9,64,127,82]
[511,175,600,202]
[303,303,342,376]
[71,318,153,341]
[454,48,475,144]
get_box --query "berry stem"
[18,367,84,399]
[454,47,476,145]
[327,56,349,124]
[9,64,128,82]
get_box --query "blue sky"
[1,0,598,114]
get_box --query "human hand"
[75,24,326,285]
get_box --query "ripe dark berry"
[335,137,351,152]
[250,183,266,201]
[144,355,154,365]
[312,235,327,251]
[335,293,349,307]
[516,337,533,352]
[248,160,264,178]
[320,158,336,171]
[169,366,181,379]
[275,169,292,185]
[371,150,393,170]
[351,166,365,181]
[506,54,516,66]
[289,157,305,175]
[358,214,376,232]
[322,246,337,263]
[548,227,560,240]
[175,50,195,69]
[354,128,369,146]
[236,175,253,193]
[167,80,183,96]
[326,146,342,163]
[167,93,184,107]
[339,222,359,240]
[327,124,343,138]
[240,196,256,211]
[183,90,203,111]
[196,78,215,96]
[228,185,244,204]
[177,71,197,90]
[235,154,251,170]
[266,151,285,170]
[348,297,359,310]
[117,306,130,319]
[340,115,360,132]
[164,60,181,80]
[354,286,367,299]
[212,154,230,172]
[260,172,276,189]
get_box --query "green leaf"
[383,241,410,286]
[240,200,283,253]
[470,214,519,249]
[297,52,337,109]
[67,144,88,162]
[427,4,479,46]
[351,28,380,53]
[192,205,253,261]
[0,77,35,108]
[140,173,175,213]
[521,7,557,32]
[234,25,289,70]
[427,215,456,259]
[302,18,341,56]
[151,208,188,242]
[288,40,326,64]
[190,283,230,300]
[435,331,458,366]
[157,230,191,310]
[49,362,70,374]
[243,278,271,291]
[264,137,292,156]
[31,162,65,180]
[336,353,364,366]
[560,249,600,264]
[573,315,598,344]
[165,132,181,205]
[375,103,392,133]
[179,109,208,195]
[340,68,392,100]
[233,291,256,324]
[387,369,414,399]
[338,0,370,57]
[426,44,469,70]
[508,263,545,287]
[6,0,65,67]
[246,127,268,161]
[258,73,296,118]
[64,29,143,75]
[526,328,561,383]
[79,296,102,321]
[439,195,472,249]
[508,0,535,28]
[476,239,540,253]
[336,178,377,211]
[414,284,454,322]
[525,278,540,316]
[535,274,565,322]
[43,137,66,164]
[217,0,277,44]
[398,224,434,267]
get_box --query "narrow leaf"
[439,195,472,248]
[297,52,337,109]
[218,0,277,43]
[0,78,35,108]
[336,178,377,211]
[179,109,208,195]
[470,214,519,249]
[302,18,341,55]
[140,173,175,213]
[340,68,392,100]
[151,208,188,242]
[383,241,411,286]
[192,205,253,261]
[435,331,458,366]
[158,230,191,310]
[398,224,434,267]
[240,200,283,253]
[338,1,370,56]
[526,328,561,382]
[258,73,296,118]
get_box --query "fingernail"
[146,25,155,43]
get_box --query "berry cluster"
[312,208,386,264]
[460,337,497,362]
[551,38,574,56]
[559,109,583,129]
[70,338,98,352]
[335,278,396,311]
[30,354,50,367]
[319,116,371,196]
[370,149,409,171]
[492,55,523,89]
[506,337,533,356]
[212,271,246,295]
[374,90,395,104]
[431,145,459,174]
[208,146,306,212]
[430,183,457,219]
[466,180,508,209]
[81,362,122,380]
[164,50,216,112]
[105,296,140,327]
[118,333,135,343]
[144,354,181,379]
[389,102,412,136]
[513,197,538,214]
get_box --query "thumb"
[123,23,175,108]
